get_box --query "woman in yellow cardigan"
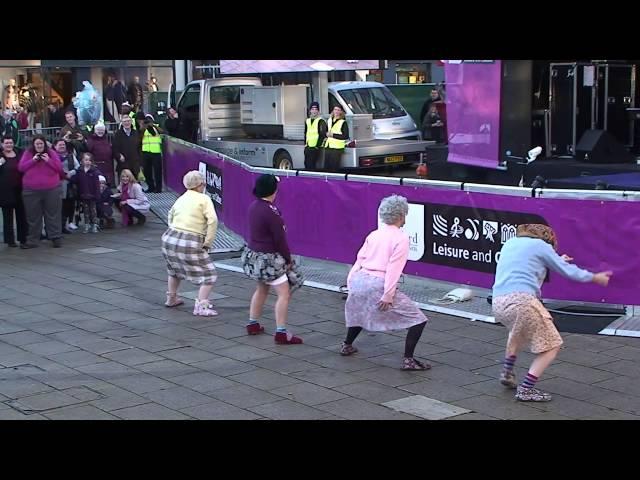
[161,170,219,316]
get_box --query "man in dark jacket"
[47,103,65,128]
[61,110,88,153]
[111,114,142,179]
[164,106,188,141]
[2,110,19,144]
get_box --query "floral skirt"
[241,247,305,293]
[492,293,563,354]
[345,271,427,332]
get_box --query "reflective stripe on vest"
[305,117,321,148]
[142,128,162,153]
[326,118,346,149]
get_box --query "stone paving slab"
[1,215,640,420]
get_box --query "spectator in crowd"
[161,170,219,316]
[113,168,149,226]
[135,111,146,131]
[47,102,65,128]
[127,76,144,113]
[16,106,29,130]
[87,122,115,187]
[164,107,186,140]
[492,224,612,402]
[70,152,101,234]
[104,73,127,123]
[422,103,445,143]
[112,114,142,179]
[241,174,305,344]
[419,88,442,127]
[61,110,87,154]
[121,102,137,129]
[96,175,115,229]
[2,110,19,144]
[54,138,79,233]
[0,135,26,246]
[141,114,163,193]
[342,195,431,370]
[18,135,64,249]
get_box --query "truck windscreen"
[338,87,406,119]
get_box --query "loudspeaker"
[575,129,634,164]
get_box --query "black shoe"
[52,238,62,248]
[136,216,146,226]
[20,243,38,249]
[62,228,71,234]
[7,242,18,248]
[40,234,48,240]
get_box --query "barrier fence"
[163,137,640,306]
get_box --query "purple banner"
[443,60,502,169]
[164,138,640,305]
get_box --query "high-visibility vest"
[325,117,346,150]
[142,126,162,153]
[129,111,137,130]
[305,117,321,148]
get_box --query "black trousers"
[62,198,76,226]
[1,196,27,245]
[304,147,322,170]
[324,148,343,172]
[143,152,163,192]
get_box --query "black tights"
[344,322,427,358]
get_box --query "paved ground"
[1,213,640,420]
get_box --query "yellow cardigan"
[168,189,218,248]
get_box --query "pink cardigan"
[347,224,410,303]
[18,149,63,190]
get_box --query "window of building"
[395,63,431,84]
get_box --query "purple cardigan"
[18,149,63,190]
[247,199,292,263]
[72,166,101,201]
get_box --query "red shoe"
[246,323,265,335]
[274,331,303,345]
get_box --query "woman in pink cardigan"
[18,135,64,248]
[342,195,430,370]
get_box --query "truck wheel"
[274,151,293,170]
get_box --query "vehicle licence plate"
[384,155,404,164]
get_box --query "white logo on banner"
[404,203,425,261]
[432,215,448,236]
[450,218,464,238]
[501,224,517,244]
[198,162,207,178]
[483,221,498,243]
[464,219,480,240]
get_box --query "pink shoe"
[274,331,303,345]
[193,299,218,317]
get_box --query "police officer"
[324,104,349,172]
[303,101,327,170]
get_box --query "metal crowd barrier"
[17,122,120,147]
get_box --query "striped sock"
[276,326,287,333]
[503,355,517,373]
[521,372,539,389]
[247,318,259,326]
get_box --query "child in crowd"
[97,175,115,229]
[71,152,101,233]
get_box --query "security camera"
[527,146,542,163]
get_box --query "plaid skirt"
[161,228,217,285]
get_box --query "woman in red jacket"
[87,122,115,186]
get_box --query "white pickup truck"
[176,77,433,170]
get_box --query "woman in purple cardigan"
[87,122,115,187]
[18,135,64,248]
